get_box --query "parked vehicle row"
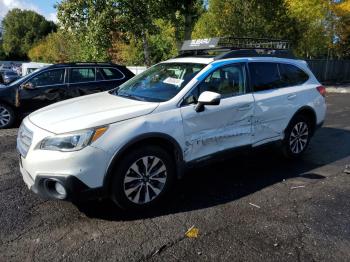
[17,37,327,210]
[0,62,134,128]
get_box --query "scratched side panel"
[92,107,186,162]
[180,94,255,162]
[252,88,295,145]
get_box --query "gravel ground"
[0,93,349,261]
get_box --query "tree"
[193,0,333,58]
[331,0,350,58]
[57,0,204,65]
[57,0,116,62]
[111,19,178,65]
[0,44,6,60]
[159,0,204,46]
[115,0,161,66]
[1,9,56,59]
[28,31,82,63]
[193,0,298,38]
[284,0,331,58]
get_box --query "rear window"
[70,68,95,83]
[279,63,309,87]
[99,68,124,80]
[249,62,282,91]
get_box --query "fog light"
[55,182,67,199]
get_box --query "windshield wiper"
[117,92,145,101]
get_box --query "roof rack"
[179,37,294,60]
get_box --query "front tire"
[282,115,312,159]
[0,103,15,129]
[110,146,175,210]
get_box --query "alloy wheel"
[289,122,309,154]
[123,156,167,205]
[0,106,11,128]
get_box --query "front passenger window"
[28,69,65,87]
[198,64,246,98]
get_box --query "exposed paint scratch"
[253,118,284,135]
[184,125,251,157]
[15,89,20,107]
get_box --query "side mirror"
[195,91,221,112]
[21,82,36,90]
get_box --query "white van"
[22,62,52,76]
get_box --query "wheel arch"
[103,133,185,193]
[0,98,16,109]
[287,106,317,135]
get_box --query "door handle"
[237,104,252,111]
[288,94,297,100]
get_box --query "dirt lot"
[1,93,350,262]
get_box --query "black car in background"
[0,62,135,128]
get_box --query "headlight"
[39,127,108,152]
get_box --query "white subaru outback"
[17,38,326,210]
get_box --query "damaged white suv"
[17,38,326,209]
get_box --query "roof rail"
[179,37,294,59]
[51,62,115,67]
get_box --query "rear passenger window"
[96,69,104,81]
[70,68,95,83]
[279,63,309,87]
[249,62,281,92]
[100,68,124,80]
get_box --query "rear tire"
[282,115,312,159]
[0,103,15,129]
[110,146,175,210]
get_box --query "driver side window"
[28,69,65,87]
[184,63,246,105]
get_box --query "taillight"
[316,86,326,97]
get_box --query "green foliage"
[193,0,300,43]
[285,0,331,58]
[332,0,350,58]
[57,0,116,61]
[57,0,204,65]
[2,9,56,59]
[6,0,350,63]
[0,43,6,60]
[28,31,82,63]
[159,0,205,43]
[119,19,178,65]
[192,0,345,58]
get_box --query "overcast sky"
[0,0,58,23]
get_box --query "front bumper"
[18,118,112,201]
[19,158,106,200]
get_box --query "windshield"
[114,63,205,102]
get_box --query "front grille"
[17,123,33,158]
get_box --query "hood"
[29,92,159,134]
